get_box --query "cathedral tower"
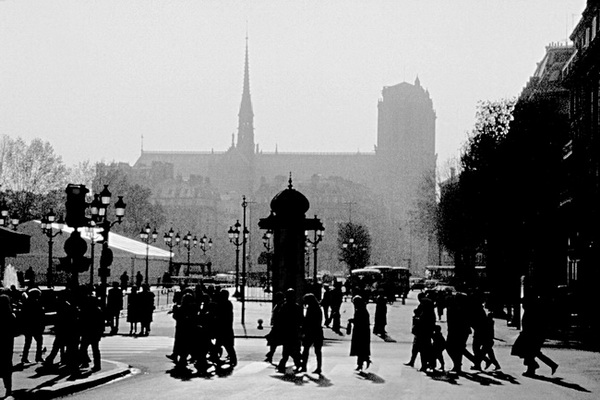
[237,35,255,158]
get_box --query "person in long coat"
[127,286,140,335]
[349,295,371,371]
[0,294,16,398]
[300,293,324,374]
[265,291,284,363]
[138,284,155,336]
[171,293,198,369]
[276,289,303,373]
[373,294,388,336]
[214,289,237,367]
[20,288,45,363]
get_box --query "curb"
[33,360,133,399]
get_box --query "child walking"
[432,324,446,370]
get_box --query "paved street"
[10,291,600,400]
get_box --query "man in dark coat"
[20,288,45,363]
[106,282,123,334]
[214,289,237,367]
[446,292,472,373]
[78,289,104,371]
[276,289,303,373]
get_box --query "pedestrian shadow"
[374,333,396,343]
[522,373,590,393]
[482,370,520,385]
[166,365,195,381]
[305,373,333,387]
[458,371,503,386]
[356,370,385,384]
[271,370,307,386]
[425,370,459,385]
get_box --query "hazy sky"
[0,0,586,168]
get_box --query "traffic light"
[65,184,89,228]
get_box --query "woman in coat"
[300,293,324,374]
[127,286,140,335]
[349,295,371,371]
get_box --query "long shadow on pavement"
[482,370,520,385]
[356,370,385,383]
[522,373,591,393]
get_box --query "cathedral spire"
[237,34,255,156]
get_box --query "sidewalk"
[11,336,132,400]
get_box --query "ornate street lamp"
[41,210,65,287]
[228,220,243,297]
[0,203,19,230]
[306,218,324,284]
[163,227,178,276]
[139,223,158,285]
[181,231,197,276]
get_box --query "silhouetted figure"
[214,289,237,367]
[470,294,488,370]
[349,295,371,371]
[405,309,421,367]
[300,293,324,374]
[78,289,104,371]
[481,312,501,370]
[120,271,129,291]
[0,294,16,398]
[43,291,78,370]
[127,286,140,335]
[171,293,198,369]
[432,325,446,370]
[276,289,303,373]
[329,281,343,334]
[413,292,436,372]
[265,291,284,363]
[135,271,143,288]
[373,294,387,336]
[20,288,45,363]
[511,297,558,376]
[138,284,155,336]
[321,285,332,326]
[446,292,472,373]
[106,282,123,334]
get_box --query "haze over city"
[0,0,585,168]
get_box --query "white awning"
[36,220,172,258]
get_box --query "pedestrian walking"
[127,286,140,335]
[299,293,324,374]
[138,284,155,336]
[265,291,284,363]
[171,293,198,369]
[329,281,343,334]
[78,288,104,371]
[0,294,16,399]
[348,295,371,371]
[404,308,421,367]
[413,292,436,372]
[373,294,387,336]
[106,282,123,335]
[432,324,446,370]
[20,288,45,363]
[482,312,501,370]
[214,289,237,367]
[446,292,472,374]
[43,290,79,370]
[276,289,303,373]
[511,296,558,376]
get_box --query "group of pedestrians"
[167,284,237,374]
[125,284,156,336]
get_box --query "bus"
[347,265,411,302]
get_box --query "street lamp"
[139,223,158,285]
[305,218,324,284]
[41,210,65,287]
[86,220,99,286]
[198,234,213,275]
[342,237,366,271]
[89,186,126,304]
[0,203,19,230]
[181,231,197,276]
[163,228,178,276]
[262,229,273,292]
[228,220,243,297]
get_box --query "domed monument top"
[270,174,310,217]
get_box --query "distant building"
[131,39,437,275]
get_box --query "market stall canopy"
[34,221,172,258]
[0,226,30,257]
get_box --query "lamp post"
[139,223,158,285]
[228,220,243,297]
[163,228,178,276]
[305,217,324,284]
[181,231,197,276]
[0,205,19,231]
[86,221,98,286]
[88,187,125,305]
[199,234,213,275]
[41,210,64,288]
[262,230,273,292]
